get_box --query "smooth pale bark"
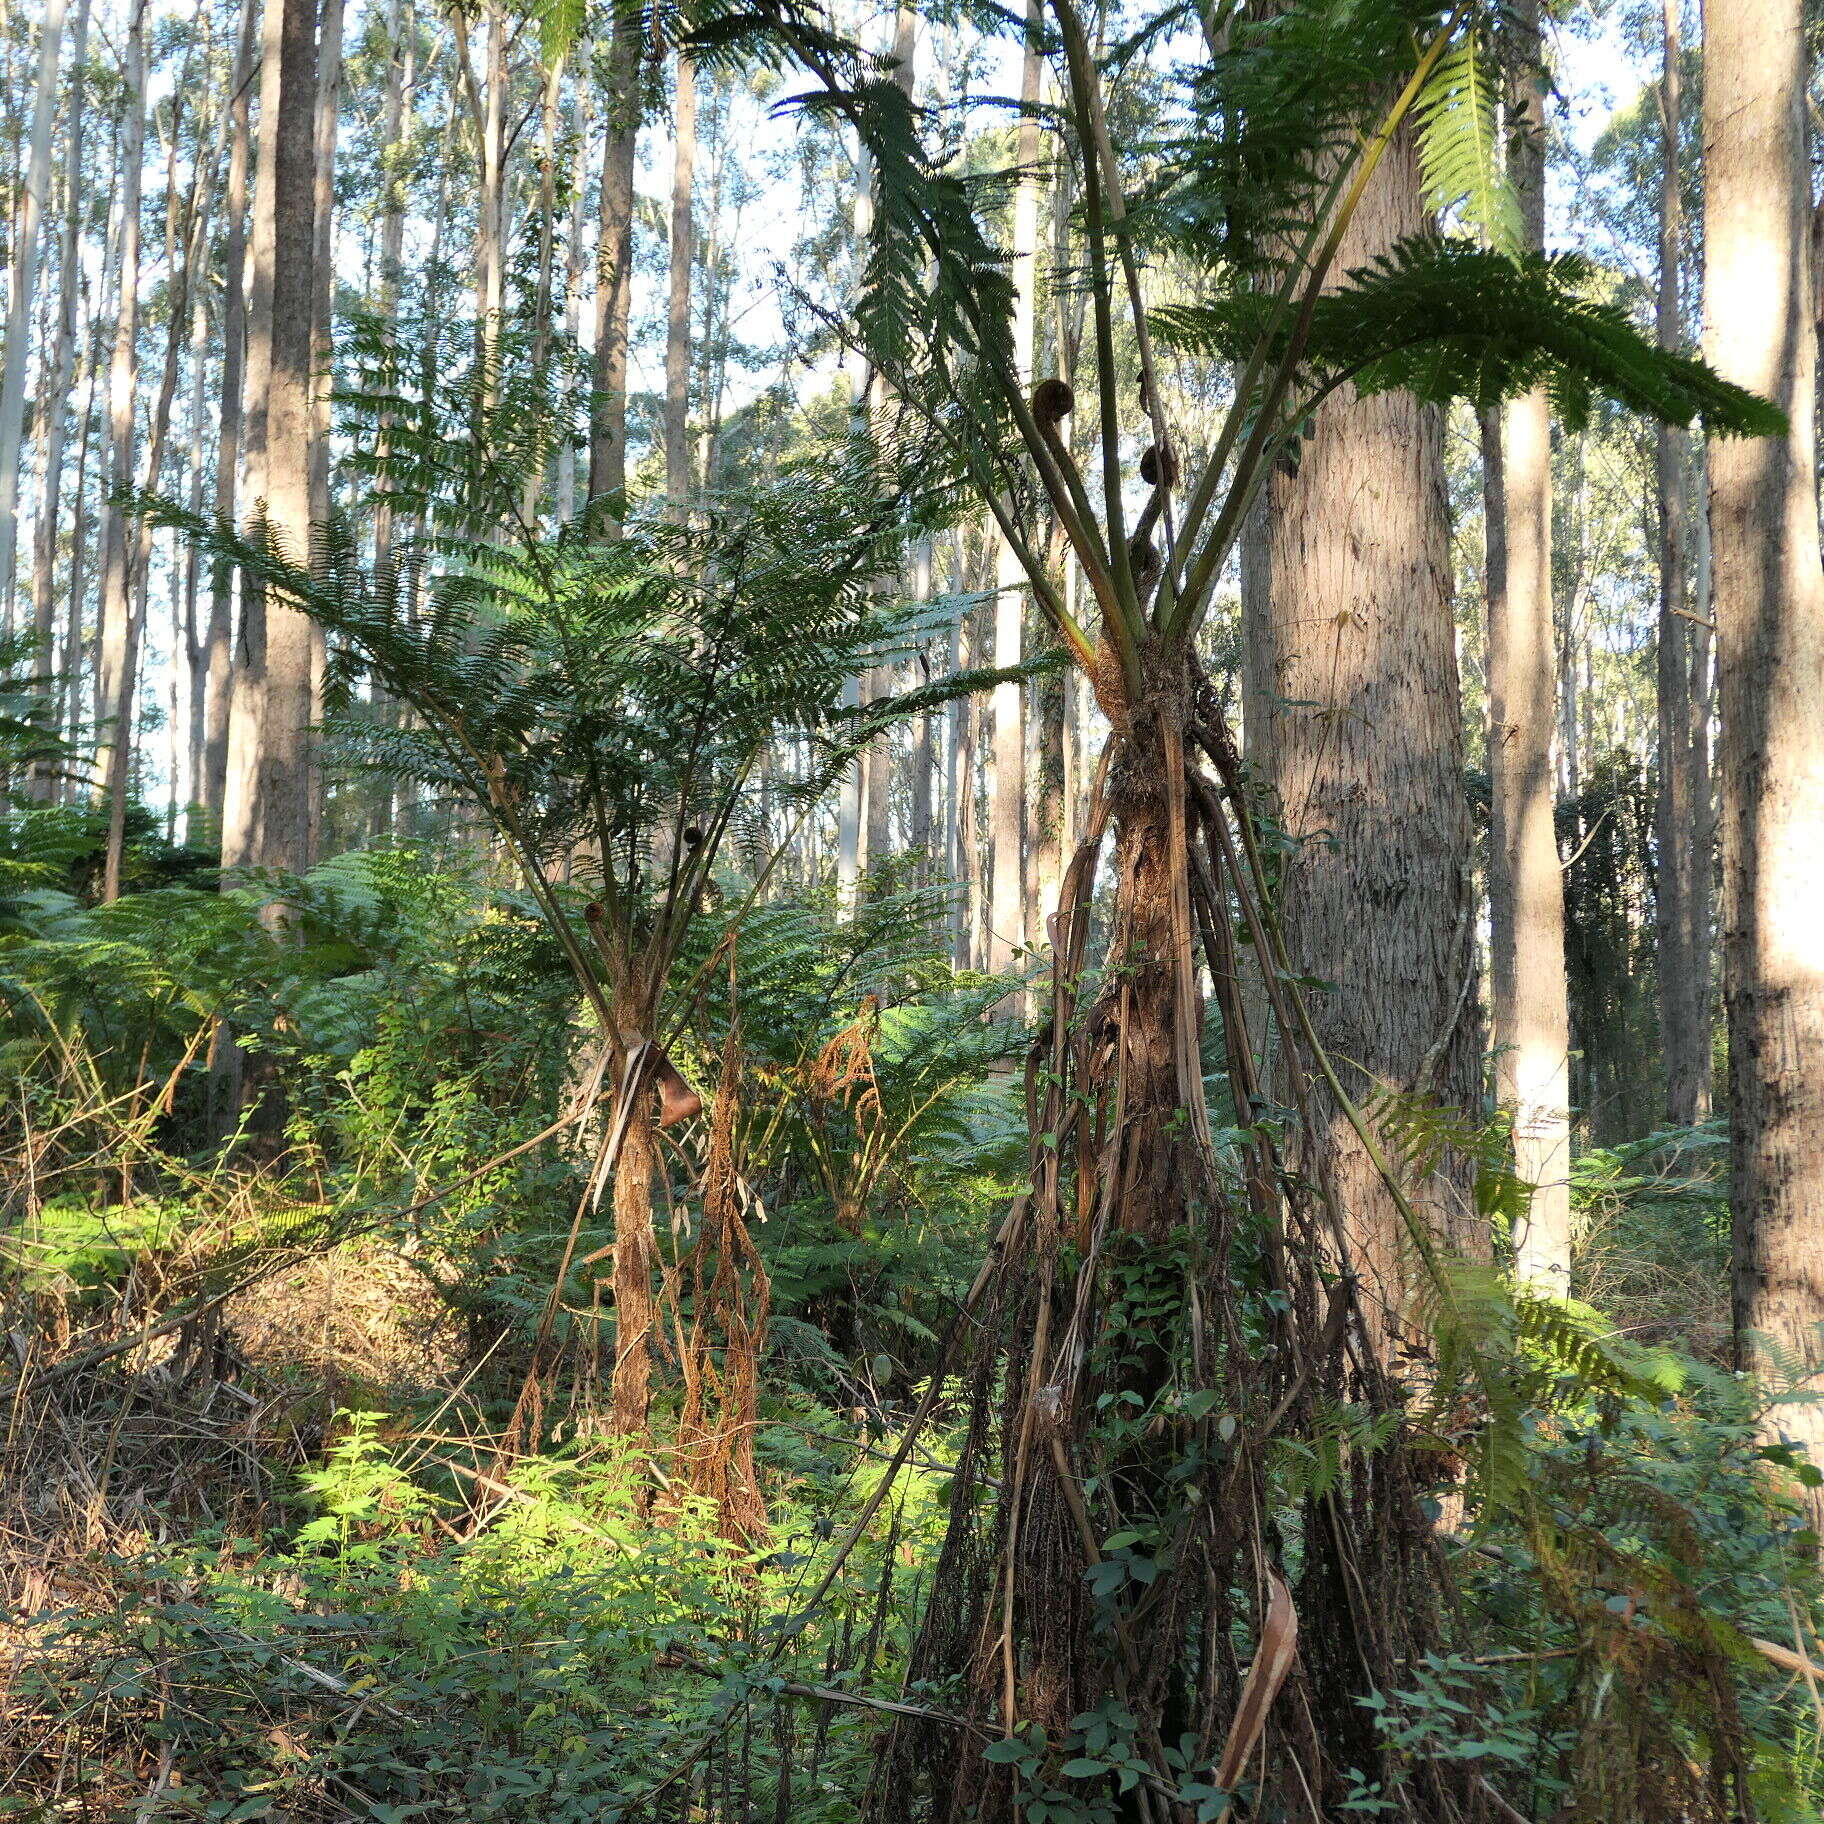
[106,73,225,895]
[1705,0,1824,1490]
[201,0,259,821]
[1654,0,1711,1126]
[60,280,110,782]
[26,0,91,801]
[588,5,642,522]
[531,48,565,374]
[988,0,1042,978]
[182,281,209,818]
[1250,127,1484,1344]
[93,1,148,853]
[1487,0,1571,1291]
[0,0,70,611]
[664,50,696,511]
[221,0,319,890]
[910,537,935,874]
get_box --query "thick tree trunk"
[587,7,642,523]
[0,0,70,611]
[1487,0,1571,1290]
[1706,0,1824,1490]
[1250,126,1483,1337]
[1655,0,1711,1127]
[221,0,319,890]
[664,50,696,512]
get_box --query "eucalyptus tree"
[715,0,1778,1811]
[1705,0,1824,1515]
[0,0,72,614]
[1484,0,1571,1290]
[221,0,320,889]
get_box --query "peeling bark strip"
[1706,0,1824,1507]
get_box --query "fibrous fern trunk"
[872,652,1467,1824]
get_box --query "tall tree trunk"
[987,0,1042,978]
[202,0,258,823]
[1655,0,1711,1126]
[1249,126,1484,1338]
[93,0,148,869]
[221,0,319,892]
[1706,0,1824,1491]
[1487,0,1571,1290]
[182,277,208,819]
[664,48,695,512]
[587,4,642,525]
[26,0,90,801]
[105,66,223,897]
[306,0,343,866]
[368,0,413,601]
[555,86,587,524]
[0,0,69,611]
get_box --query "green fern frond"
[1413,36,1522,256]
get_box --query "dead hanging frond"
[672,1027,771,1549]
[806,993,883,1234]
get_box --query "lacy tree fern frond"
[1413,34,1521,253]
[1153,237,1786,436]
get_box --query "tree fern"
[1152,236,1785,435]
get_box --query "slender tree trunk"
[368,0,413,597]
[1250,126,1484,1338]
[93,0,147,863]
[664,48,695,512]
[987,0,1043,979]
[946,531,970,961]
[25,0,90,800]
[221,0,319,891]
[306,0,343,866]
[61,278,109,785]
[105,67,223,897]
[0,0,69,614]
[910,537,935,873]
[202,0,258,823]
[1706,0,1824,1492]
[1487,0,1571,1290]
[183,277,208,819]
[1655,0,1710,1126]
[587,5,642,524]
[555,86,587,525]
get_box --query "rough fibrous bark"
[1705,0,1824,1494]
[220,0,319,888]
[1654,0,1712,1127]
[587,8,642,523]
[1250,126,1484,1336]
